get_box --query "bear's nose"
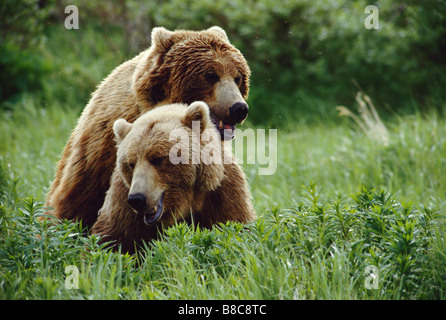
[229,102,248,123]
[128,193,147,213]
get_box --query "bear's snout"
[229,102,249,123]
[128,193,147,214]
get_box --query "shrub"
[0,0,53,108]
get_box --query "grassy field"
[1,91,445,300]
[1,22,446,300]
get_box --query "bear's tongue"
[219,122,236,140]
[143,192,165,225]
[213,118,236,140]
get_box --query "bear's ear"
[183,101,210,132]
[113,119,133,143]
[151,27,175,52]
[207,26,229,42]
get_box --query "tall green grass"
[244,108,446,213]
[1,96,445,299]
[0,185,444,299]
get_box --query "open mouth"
[143,191,165,225]
[210,114,236,140]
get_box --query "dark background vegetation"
[2,0,446,126]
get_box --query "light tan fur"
[91,102,255,253]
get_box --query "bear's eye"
[234,75,242,85]
[150,157,163,167]
[128,162,135,170]
[205,72,220,85]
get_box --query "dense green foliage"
[1,0,445,300]
[0,186,445,299]
[2,0,446,123]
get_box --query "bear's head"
[113,101,225,226]
[132,26,251,140]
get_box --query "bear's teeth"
[219,121,223,129]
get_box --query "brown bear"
[46,26,251,228]
[91,101,256,253]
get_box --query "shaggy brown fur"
[91,102,255,253]
[46,26,251,228]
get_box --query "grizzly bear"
[46,26,251,228]
[91,101,256,253]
